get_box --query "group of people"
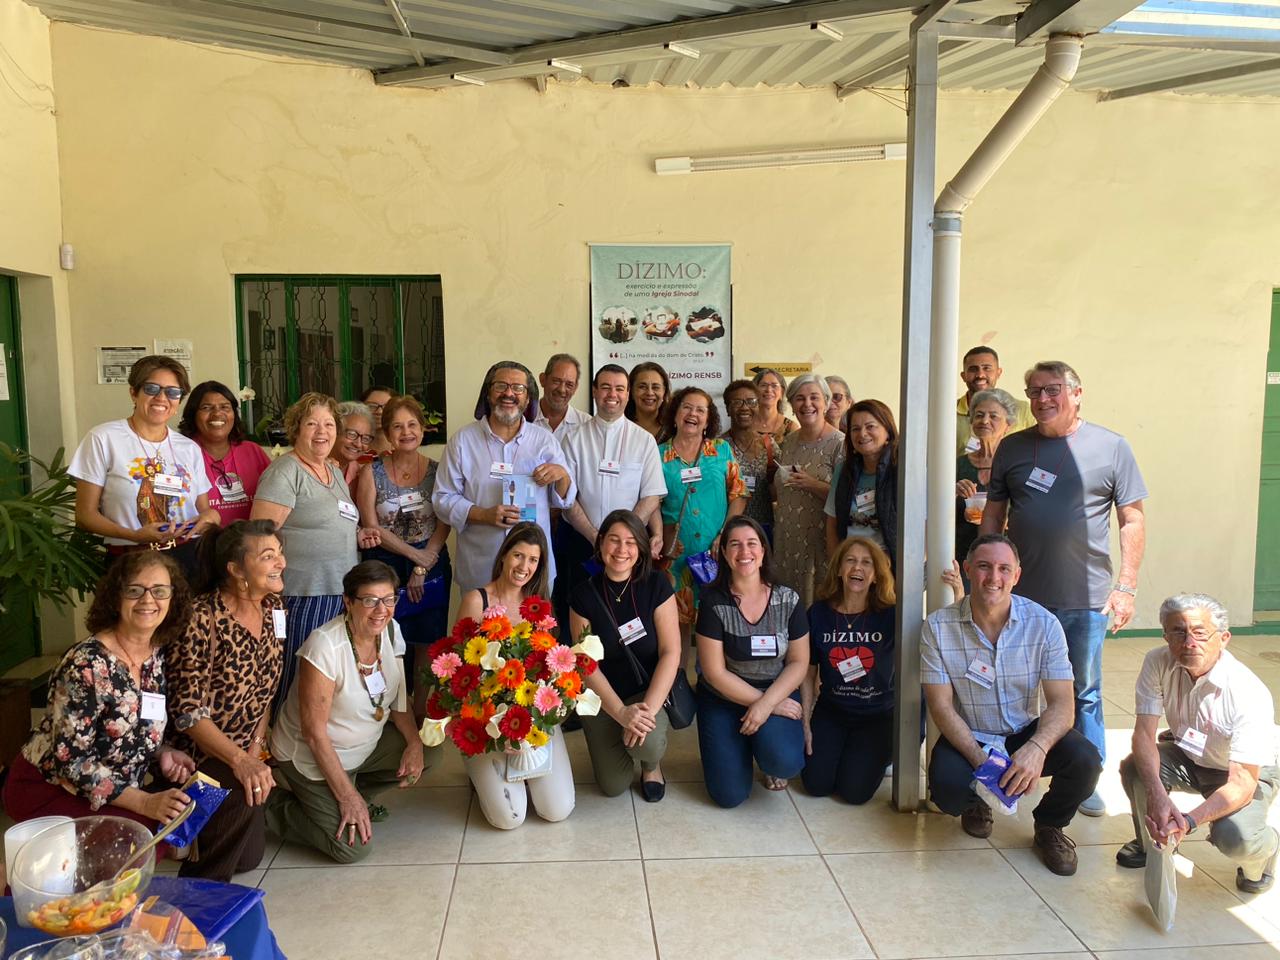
[3,348,1274,896]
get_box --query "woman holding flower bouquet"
[452,523,577,829]
[267,561,434,862]
[569,510,682,802]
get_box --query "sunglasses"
[140,382,185,401]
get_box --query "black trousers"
[928,720,1102,828]
[178,756,268,882]
[800,703,893,805]
[551,522,595,638]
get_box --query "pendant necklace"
[344,617,386,721]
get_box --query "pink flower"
[545,645,577,675]
[481,604,507,621]
[533,684,562,714]
[538,615,558,631]
[431,652,463,679]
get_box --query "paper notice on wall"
[0,344,9,401]
[98,346,149,384]
[154,338,194,377]
[1268,371,1280,385]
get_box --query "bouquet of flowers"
[417,595,603,758]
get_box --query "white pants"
[464,727,576,830]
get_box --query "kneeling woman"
[569,510,682,802]
[695,516,810,807]
[268,561,433,862]
[3,554,195,829]
[457,523,575,829]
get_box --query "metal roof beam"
[376,0,920,85]
[1014,0,1143,45]
[381,0,423,67]
[912,0,961,32]
[835,36,966,96]
[1097,54,1280,99]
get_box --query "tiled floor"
[6,635,1280,959]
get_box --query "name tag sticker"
[744,475,758,493]
[272,608,287,638]
[964,436,982,453]
[965,657,995,688]
[1178,726,1208,758]
[365,670,388,697]
[153,473,186,496]
[140,692,166,722]
[598,459,621,476]
[750,635,778,657]
[1026,467,1057,493]
[855,489,876,510]
[397,490,426,512]
[836,655,866,682]
[490,461,514,477]
[338,500,360,522]
[681,466,702,484]
[617,617,647,645]
[218,476,248,502]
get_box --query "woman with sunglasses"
[179,380,273,526]
[268,561,433,862]
[165,520,287,880]
[3,553,196,831]
[71,355,221,575]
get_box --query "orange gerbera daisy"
[460,699,497,722]
[497,659,526,689]
[483,616,513,641]
[529,630,556,652]
[554,670,583,698]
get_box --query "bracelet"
[1112,583,1137,597]
[250,735,267,748]
[412,565,427,576]
[1026,740,1046,755]
[1184,813,1198,835]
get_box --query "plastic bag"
[971,747,1019,815]
[166,775,229,850]
[1145,837,1178,931]
[686,550,718,585]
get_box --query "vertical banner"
[590,244,732,418]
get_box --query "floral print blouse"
[22,637,166,809]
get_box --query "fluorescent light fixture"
[451,73,486,86]
[664,41,701,59]
[548,58,583,74]
[811,21,844,41]
[655,143,906,175]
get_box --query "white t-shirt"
[535,404,588,439]
[68,419,212,545]
[559,415,667,529]
[271,615,407,781]
[1135,647,1276,770]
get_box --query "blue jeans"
[696,681,804,809]
[1047,607,1108,763]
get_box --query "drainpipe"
[925,34,1083,613]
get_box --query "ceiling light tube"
[548,58,583,74]
[665,41,701,59]
[655,143,906,175]
[451,73,486,86]
[811,21,844,41]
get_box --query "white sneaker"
[1078,790,1105,818]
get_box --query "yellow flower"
[513,621,533,641]
[514,681,537,706]
[478,674,504,699]
[464,635,488,665]
[525,727,549,747]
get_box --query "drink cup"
[964,494,987,524]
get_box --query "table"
[2,875,285,958]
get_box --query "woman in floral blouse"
[167,519,286,881]
[3,553,196,829]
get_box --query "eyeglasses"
[354,595,397,609]
[491,381,529,396]
[343,429,376,446]
[140,382,185,401]
[124,584,173,600]
[198,402,235,415]
[1025,384,1067,399]
[1163,627,1219,643]
[365,401,385,412]
[727,398,759,408]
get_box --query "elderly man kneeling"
[1116,593,1278,893]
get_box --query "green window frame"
[234,275,446,443]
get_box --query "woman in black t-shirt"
[569,510,681,802]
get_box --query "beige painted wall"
[34,22,1280,627]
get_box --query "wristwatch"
[412,565,427,576]
[1184,813,1198,835]
[1113,583,1137,597]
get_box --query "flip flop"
[762,775,789,792]
[368,803,390,822]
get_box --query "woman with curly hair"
[2,553,197,830]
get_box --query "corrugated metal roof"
[22,0,1280,97]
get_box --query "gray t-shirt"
[255,455,359,597]
[987,422,1147,609]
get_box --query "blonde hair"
[816,537,896,611]
[283,392,340,443]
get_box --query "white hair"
[786,373,831,405]
[1158,593,1229,632]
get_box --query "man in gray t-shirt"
[981,361,1147,812]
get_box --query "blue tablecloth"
[2,876,285,959]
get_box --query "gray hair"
[474,360,539,421]
[1026,360,1082,392]
[336,401,374,427]
[825,375,851,399]
[968,388,1019,424]
[543,353,581,378]
[1158,593,1229,633]
[786,372,831,405]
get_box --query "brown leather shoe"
[961,801,993,839]
[1034,825,1078,876]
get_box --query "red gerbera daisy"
[425,690,448,720]
[519,595,552,623]
[575,652,598,676]
[426,636,457,663]
[498,705,533,741]
[450,617,479,643]
[450,717,489,756]
[450,663,483,699]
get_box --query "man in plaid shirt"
[922,534,1103,875]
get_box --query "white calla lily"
[571,633,604,662]
[480,641,506,671]
[418,715,450,747]
[486,703,509,739]
[574,688,603,717]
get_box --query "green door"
[0,275,37,672]
[1255,291,1280,612]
